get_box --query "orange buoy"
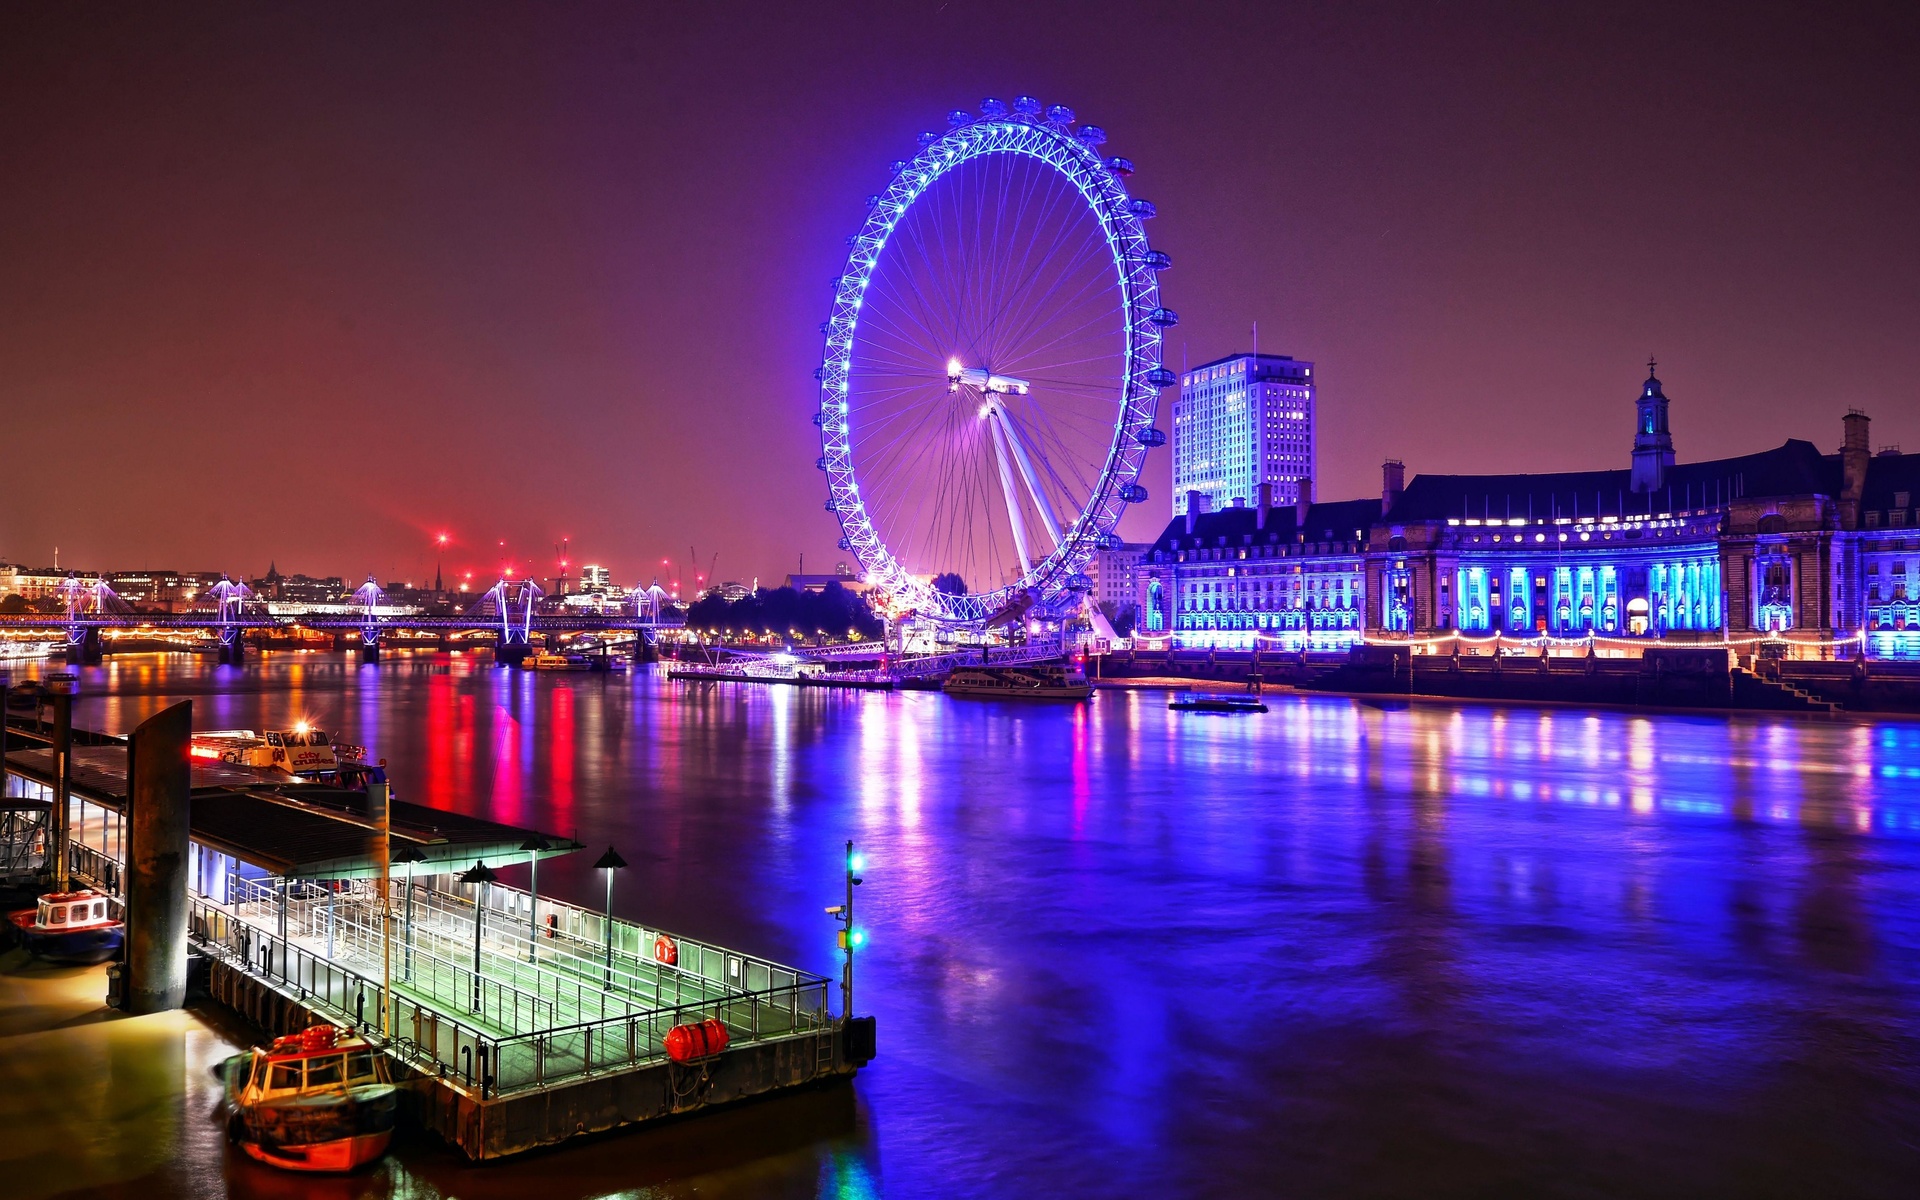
[654,934,678,966]
[664,1018,730,1063]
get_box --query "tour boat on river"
[6,888,124,963]
[191,721,364,783]
[943,661,1091,701]
[220,1024,398,1172]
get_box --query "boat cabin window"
[92,902,105,920]
[305,1055,344,1086]
[267,1061,302,1091]
[47,906,67,925]
[344,1050,377,1083]
[265,732,284,747]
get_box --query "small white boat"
[943,661,1091,701]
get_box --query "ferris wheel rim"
[815,106,1168,626]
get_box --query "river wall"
[1098,646,1920,715]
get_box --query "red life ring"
[654,934,678,966]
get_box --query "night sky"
[3,2,1915,590]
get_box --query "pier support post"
[49,686,74,890]
[127,700,192,1014]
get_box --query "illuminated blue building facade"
[1137,366,1920,658]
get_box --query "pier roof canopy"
[4,744,582,880]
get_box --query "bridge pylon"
[65,625,104,665]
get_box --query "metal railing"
[190,877,833,1098]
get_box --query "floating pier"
[3,720,874,1159]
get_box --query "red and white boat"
[219,1024,398,1172]
[6,888,124,964]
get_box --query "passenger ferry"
[6,888,124,963]
[220,1024,398,1172]
[529,652,593,671]
[191,722,364,783]
[0,639,60,662]
[942,661,1091,701]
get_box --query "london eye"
[814,97,1175,626]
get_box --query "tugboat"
[5,888,124,963]
[220,1024,398,1172]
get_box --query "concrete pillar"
[127,700,192,1014]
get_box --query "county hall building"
[1140,362,1920,658]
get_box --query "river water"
[8,651,1920,1199]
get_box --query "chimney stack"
[1295,477,1313,531]
[1381,459,1405,512]
[1842,410,1871,529]
[1256,481,1274,529]
[1185,489,1207,534]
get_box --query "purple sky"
[3,2,1915,590]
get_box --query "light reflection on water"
[22,651,1920,1198]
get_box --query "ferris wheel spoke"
[993,247,1120,369]
[976,166,1082,365]
[978,165,1099,356]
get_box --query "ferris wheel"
[814,97,1175,626]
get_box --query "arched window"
[1757,513,1786,535]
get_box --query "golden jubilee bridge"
[0,576,684,666]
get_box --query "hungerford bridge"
[0,576,683,666]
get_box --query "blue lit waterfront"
[57,654,1920,1196]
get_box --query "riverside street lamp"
[457,860,498,1012]
[593,846,627,988]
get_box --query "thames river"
[7,651,1920,1199]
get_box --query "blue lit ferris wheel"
[814,97,1175,626]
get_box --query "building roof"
[1383,439,1836,524]
[1187,351,1310,373]
[5,745,582,880]
[1149,498,1384,554]
[1862,451,1920,512]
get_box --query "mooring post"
[126,700,192,1014]
[49,681,75,891]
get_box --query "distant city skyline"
[3,3,1915,584]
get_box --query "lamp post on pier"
[392,844,425,983]
[825,840,865,1018]
[520,834,552,963]
[593,846,628,988]
[458,860,497,1013]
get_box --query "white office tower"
[1172,353,1316,517]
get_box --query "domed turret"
[1631,357,1675,493]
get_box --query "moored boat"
[1169,692,1269,714]
[6,888,124,963]
[220,1024,397,1173]
[192,721,364,783]
[943,661,1092,701]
